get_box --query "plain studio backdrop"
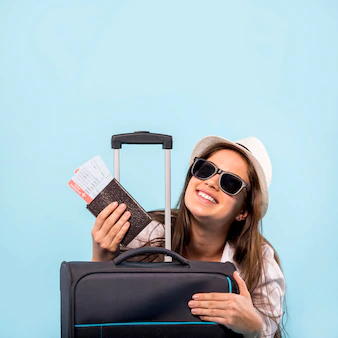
[1,1,337,337]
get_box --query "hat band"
[236,143,251,153]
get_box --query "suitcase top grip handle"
[111,131,173,149]
[114,247,189,266]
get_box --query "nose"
[204,174,220,191]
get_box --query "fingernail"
[192,295,199,300]
[191,309,198,314]
[111,201,118,207]
[188,301,195,307]
[119,203,126,209]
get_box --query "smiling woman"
[184,150,251,238]
[91,135,286,338]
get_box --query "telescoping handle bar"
[111,131,173,149]
[111,131,173,259]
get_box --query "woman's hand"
[188,271,263,338]
[91,202,131,262]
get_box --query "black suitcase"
[60,132,242,338]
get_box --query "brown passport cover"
[87,178,152,246]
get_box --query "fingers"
[188,294,233,311]
[93,202,130,235]
[101,213,131,249]
[112,221,130,244]
[233,271,250,298]
[191,306,224,318]
[92,202,119,232]
[100,203,130,237]
[188,294,238,330]
[99,221,131,252]
[188,301,232,328]
[191,292,233,303]
[91,202,132,253]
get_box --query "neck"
[183,218,230,262]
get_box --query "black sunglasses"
[191,157,250,196]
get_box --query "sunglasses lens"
[220,174,243,195]
[193,159,215,179]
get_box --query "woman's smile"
[196,189,218,204]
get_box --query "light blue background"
[1,1,337,337]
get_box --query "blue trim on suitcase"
[75,322,217,328]
[226,276,232,293]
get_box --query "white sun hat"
[190,136,272,219]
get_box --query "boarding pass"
[68,156,113,204]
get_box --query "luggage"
[60,132,242,338]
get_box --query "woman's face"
[185,149,249,229]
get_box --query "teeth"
[198,191,217,204]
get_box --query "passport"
[86,178,152,246]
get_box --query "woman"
[91,135,286,338]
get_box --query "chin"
[186,202,231,226]
[188,205,215,221]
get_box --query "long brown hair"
[144,142,286,337]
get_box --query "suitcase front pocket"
[73,271,240,338]
[74,272,234,324]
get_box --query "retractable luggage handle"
[111,131,173,260]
